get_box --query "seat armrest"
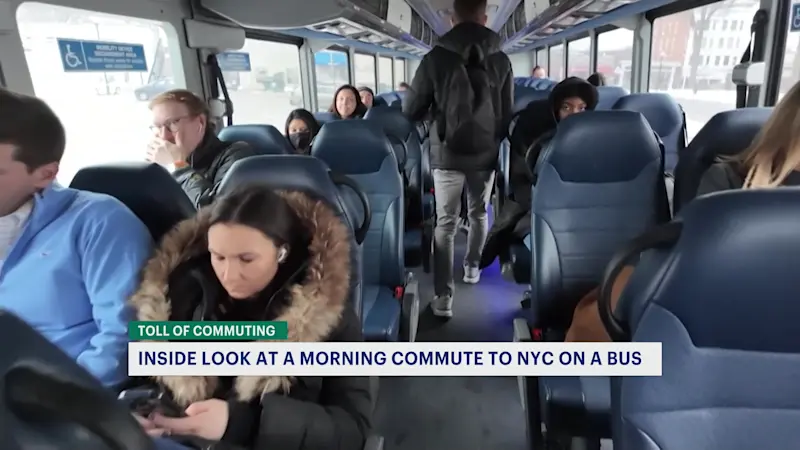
[513,317,533,342]
[364,434,385,450]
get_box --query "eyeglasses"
[150,116,189,134]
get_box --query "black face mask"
[289,131,312,153]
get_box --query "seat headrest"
[70,162,195,241]
[314,112,337,125]
[0,311,153,450]
[217,125,291,155]
[690,107,771,164]
[649,189,800,353]
[312,120,394,174]
[375,92,401,107]
[612,93,683,138]
[364,106,414,140]
[595,85,629,110]
[513,89,550,113]
[545,111,661,183]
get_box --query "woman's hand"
[151,399,229,441]
[133,413,167,437]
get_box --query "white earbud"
[278,247,288,263]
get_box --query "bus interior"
[0,0,798,448]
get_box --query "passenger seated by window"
[329,85,368,120]
[699,81,800,195]
[586,72,606,87]
[284,108,321,155]
[0,88,153,386]
[397,82,409,92]
[358,86,375,108]
[147,89,257,207]
[130,185,371,450]
[480,77,597,269]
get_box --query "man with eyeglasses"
[0,88,153,388]
[146,89,256,207]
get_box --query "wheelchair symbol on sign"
[793,5,800,31]
[63,44,83,68]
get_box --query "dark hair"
[0,88,65,170]
[532,65,544,73]
[453,0,487,22]
[357,86,375,97]
[328,85,367,119]
[284,108,321,139]
[398,82,410,89]
[587,72,607,87]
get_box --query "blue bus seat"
[612,93,686,172]
[218,155,371,324]
[0,311,154,450]
[608,189,800,449]
[375,91,403,108]
[70,162,195,241]
[594,85,628,110]
[313,121,420,342]
[217,124,293,155]
[672,107,771,213]
[314,111,338,125]
[364,107,432,268]
[362,108,408,180]
[513,88,550,114]
[528,111,668,446]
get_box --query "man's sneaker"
[463,264,481,284]
[431,295,453,318]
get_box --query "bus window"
[650,0,758,139]
[567,37,591,78]
[778,16,800,98]
[536,48,547,69]
[378,56,393,93]
[16,2,186,184]
[549,44,565,80]
[597,28,633,91]
[354,53,377,92]
[394,59,406,85]
[314,49,349,112]
[232,39,303,128]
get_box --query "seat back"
[364,106,423,222]
[218,155,369,319]
[513,88,550,114]
[611,189,800,449]
[217,124,293,155]
[70,162,195,241]
[361,107,408,172]
[612,93,686,172]
[531,111,667,330]
[314,111,338,125]
[375,91,403,108]
[595,85,629,110]
[0,311,154,450]
[672,107,771,213]
[312,120,405,339]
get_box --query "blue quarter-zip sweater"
[0,184,153,386]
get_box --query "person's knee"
[436,210,459,230]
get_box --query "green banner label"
[129,321,288,341]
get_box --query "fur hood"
[130,191,352,406]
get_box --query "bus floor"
[374,234,530,450]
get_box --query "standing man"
[403,0,513,318]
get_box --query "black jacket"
[130,191,371,450]
[403,22,513,171]
[174,133,257,207]
[479,77,598,269]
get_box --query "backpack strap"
[598,221,683,341]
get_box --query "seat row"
[505,106,773,448]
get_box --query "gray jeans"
[432,169,495,297]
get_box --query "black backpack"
[442,44,495,153]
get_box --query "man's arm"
[402,55,435,122]
[77,201,154,387]
[174,143,257,207]
[498,57,514,141]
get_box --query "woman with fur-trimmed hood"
[130,185,371,450]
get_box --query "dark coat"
[130,191,371,450]
[174,133,257,207]
[403,22,514,172]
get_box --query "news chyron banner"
[128,321,663,377]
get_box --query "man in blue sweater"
[0,88,153,387]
